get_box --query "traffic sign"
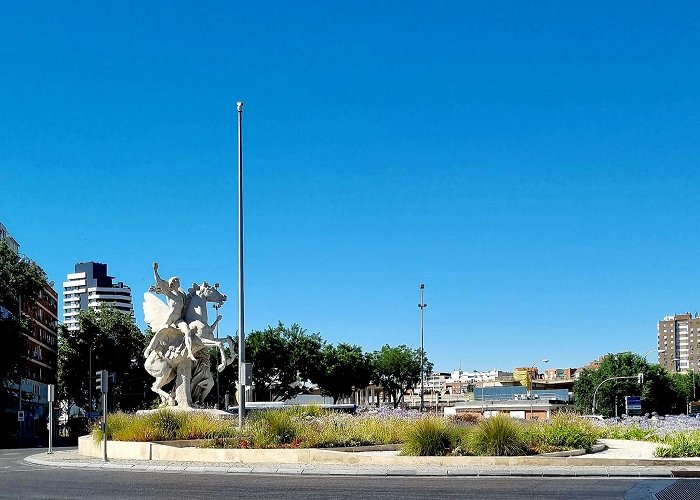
[690,402,700,415]
[17,410,24,422]
[625,395,642,416]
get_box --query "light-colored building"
[63,262,133,331]
[444,399,571,420]
[0,222,19,255]
[658,313,700,373]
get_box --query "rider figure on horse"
[144,261,197,361]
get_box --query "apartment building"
[658,313,700,373]
[63,262,133,331]
[1,222,58,439]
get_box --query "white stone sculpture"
[143,262,235,408]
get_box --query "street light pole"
[643,349,665,362]
[418,284,427,411]
[214,283,221,409]
[528,358,549,398]
[88,344,94,418]
[237,101,246,428]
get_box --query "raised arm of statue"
[152,262,167,292]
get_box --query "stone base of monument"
[135,407,236,420]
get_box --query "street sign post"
[47,384,55,454]
[95,369,108,462]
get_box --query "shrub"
[246,408,300,447]
[540,413,599,452]
[470,414,528,456]
[401,417,454,456]
[655,430,700,458]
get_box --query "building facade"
[658,313,700,373]
[63,262,133,330]
[1,222,58,440]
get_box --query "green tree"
[317,343,373,403]
[573,352,679,416]
[0,241,46,410]
[371,344,433,408]
[58,307,153,412]
[670,371,700,407]
[245,322,324,401]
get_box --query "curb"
[23,453,676,478]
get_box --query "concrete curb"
[75,435,700,467]
[23,454,676,477]
[22,436,694,478]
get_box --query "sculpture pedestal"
[174,358,194,408]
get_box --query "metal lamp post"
[214,283,221,409]
[418,284,427,411]
[643,348,665,362]
[528,358,549,398]
[88,344,94,418]
[237,101,246,427]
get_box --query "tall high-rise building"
[658,313,700,373]
[63,262,133,331]
[1,221,58,441]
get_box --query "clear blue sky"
[2,2,700,373]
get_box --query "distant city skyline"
[3,3,700,372]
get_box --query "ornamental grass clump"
[470,414,528,456]
[401,417,454,456]
[93,410,187,443]
[175,413,238,440]
[655,430,700,458]
[533,413,600,453]
[246,408,301,448]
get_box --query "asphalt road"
[0,448,689,499]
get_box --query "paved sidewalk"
[23,439,700,478]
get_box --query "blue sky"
[2,2,700,372]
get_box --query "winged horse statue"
[143,263,235,408]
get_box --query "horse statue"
[143,275,234,408]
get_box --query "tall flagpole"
[237,101,246,427]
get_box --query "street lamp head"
[542,359,549,364]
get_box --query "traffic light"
[95,370,108,393]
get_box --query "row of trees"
[56,315,433,411]
[573,352,700,416]
[213,322,432,407]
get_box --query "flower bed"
[591,413,700,458]
[93,406,603,456]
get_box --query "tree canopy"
[371,344,432,408]
[245,322,323,401]
[573,352,683,416]
[57,307,153,412]
[317,343,373,403]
